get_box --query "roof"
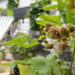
[0,16,14,40]
[13,7,30,19]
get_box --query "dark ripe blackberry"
[46,43,54,49]
[60,27,69,37]
[67,24,75,32]
[59,42,68,51]
[45,22,54,28]
[43,39,48,44]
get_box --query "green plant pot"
[18,64,36,75]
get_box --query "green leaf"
[46,0,68,11]
[29,57,51,74]
[6,33,29,45]
[18,64,36,75]
[38,35,45,40]
[66,9,75,24]
[0,59,30,66]
[28,39,39,48]
[46,53,58,61]
[70,37,75,49]
[43,5,58,11]
[36,18,47,26]
[46,53,58,65]
[6,33,38,48]
[55,65,69,70]
[16,39,39,48]
[51,0,57,2]
[0,60,22,66]
[36,14,62,26]
[57,0,68,11]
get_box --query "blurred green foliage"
[7,0,19,16]
[28,0,50,30]
[38,0,75,25]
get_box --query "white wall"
[19,0,36,34]
[19,0,33,33]
[19,0,35,7]
[0,0,8,9]
[0,0,35,9]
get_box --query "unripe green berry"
[39,26,43,31]
[43,39,48,44]
[46,43,53,49]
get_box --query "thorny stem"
[69,47,75,75]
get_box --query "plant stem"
[68,0,75,9]
[71,0,75,8]
[69,47,75,75]
[52,68,54,75]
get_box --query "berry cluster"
[40,22,75,51]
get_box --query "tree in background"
[7,0,19,9]
[7,0,19,16]
[29,0,50,31]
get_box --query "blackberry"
[45,22,54,28]
[46,43,54,49]
[60,27,69,37]
[59,42,68,51]
[49,26,61,39]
